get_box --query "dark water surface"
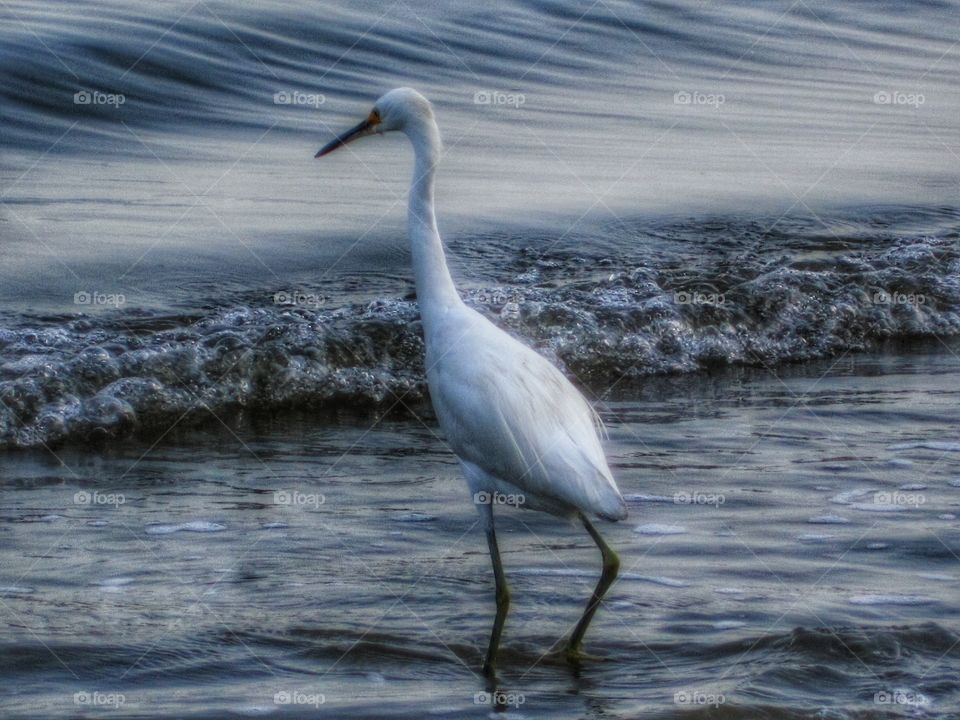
[2,0,960,717]
[3,349,960,718]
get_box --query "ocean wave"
[1,228,957,449]
[2,0,957,151]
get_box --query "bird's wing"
[427,310,626,520]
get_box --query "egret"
[315,88,627,675]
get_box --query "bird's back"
[425,305,627,521]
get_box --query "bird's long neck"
[406,120,460,326]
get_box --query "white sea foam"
[917,573,954,581]
[848,594,934,605]
[146,521,226,534]
[634,523,686,535]
[830,488,873,505]
[797,533,836,542]
[623,493,675,503]
[808,514,850,524]
[95,577,134,593]
[392,512,436,523]
[0,586,34,594]
[887,458,913,468]
[888,441,960,453]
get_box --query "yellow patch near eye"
[368,109,382,125]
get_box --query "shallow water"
[2,348,960,719]
[2,0,960,717]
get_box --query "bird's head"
[315,87,436,158]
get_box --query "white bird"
[316,87,626,676]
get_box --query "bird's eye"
[368,109,382,125]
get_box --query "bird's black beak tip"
[314,117,375,160]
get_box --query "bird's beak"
[315,115,377,158]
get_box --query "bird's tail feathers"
[596,493,628,522]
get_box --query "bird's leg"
[483,520,511,677]
[566,512,620,658]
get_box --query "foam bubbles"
[635,523,687,535]
[808,515,850,524]
[848,595,935,606]
[146,521,226,534]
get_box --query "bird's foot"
[545,643,604,666]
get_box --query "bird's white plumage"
[425,304,627,520]
[323,86,627,524]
